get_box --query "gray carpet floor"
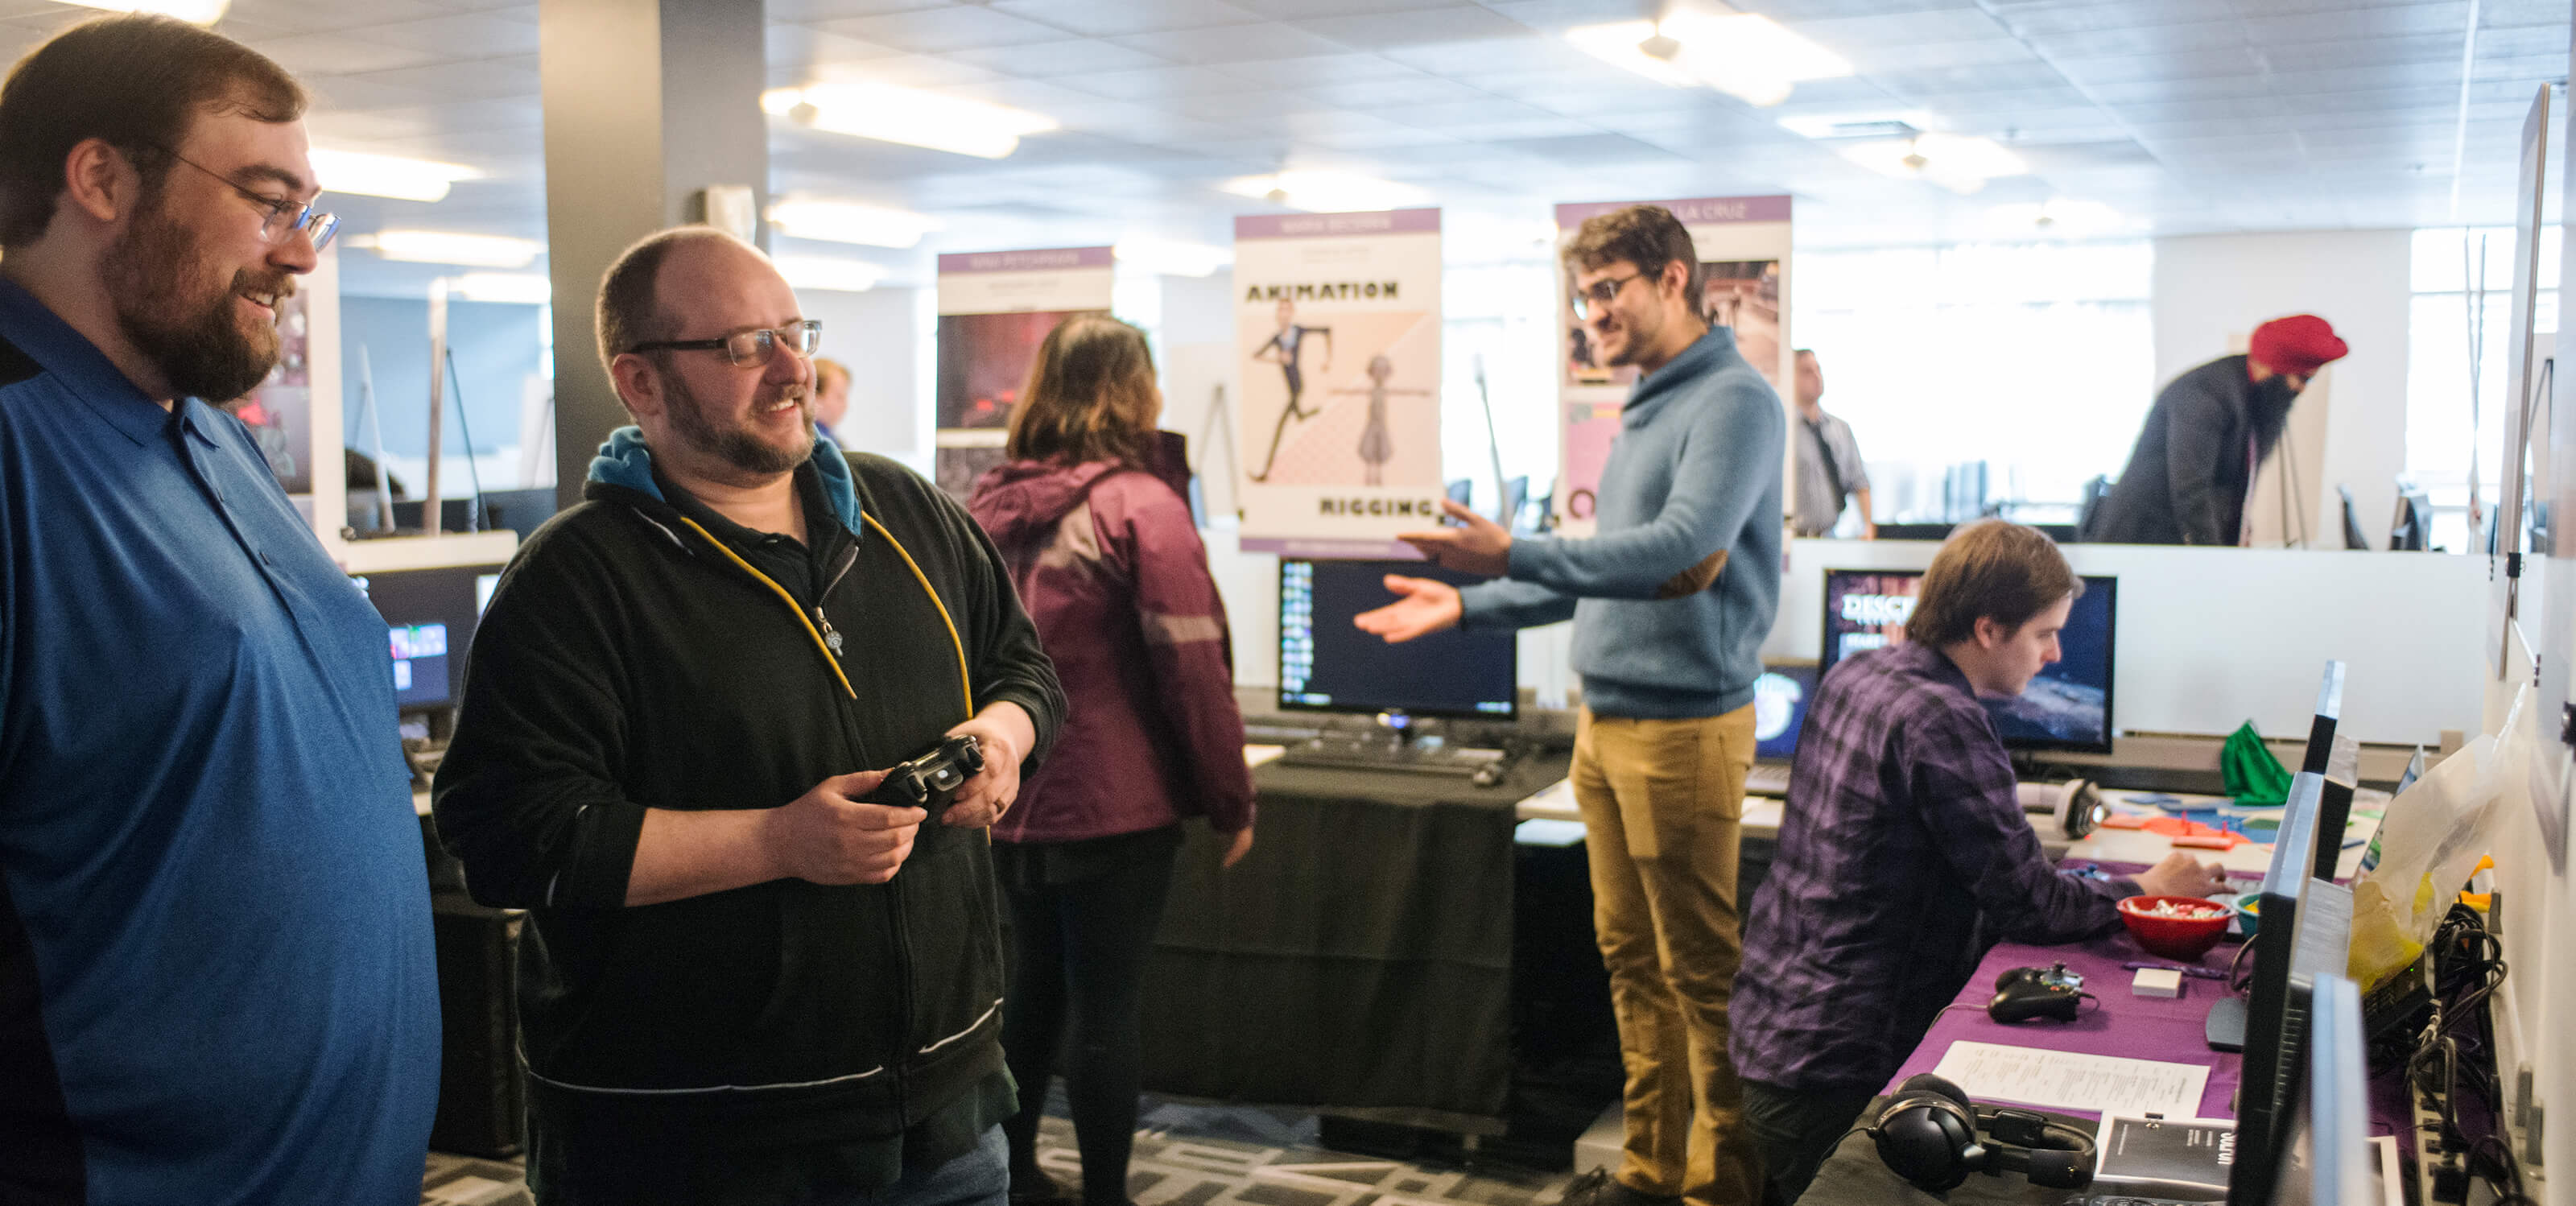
[423,1096,1575,1206]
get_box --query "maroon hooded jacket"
[967,460,1255,845]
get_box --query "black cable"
[443,347,486,532]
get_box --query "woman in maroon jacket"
[968,316,1257,1206]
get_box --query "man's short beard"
[663,368,811,477]
[101,187,283,403]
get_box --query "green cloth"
[2223,721,2293,805]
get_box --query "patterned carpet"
[422,1096,1575,1206]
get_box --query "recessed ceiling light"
[766,199,943,249]
[1566,12,1851,108]
[1221,171,1430,214]
[1776,111,1938,141]
[349,230,542,268]
[49,0,228,23]
[774,255,886,294]
[762,83,1058,159]
[310,149,481,204]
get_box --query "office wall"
[806,285,927,469]
[2152,230,2414,548]
[341,296,547,494]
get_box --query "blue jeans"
[837,1125,1009,1206]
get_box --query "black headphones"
[1868,1073,2097,1192]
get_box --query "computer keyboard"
[1275,738,1505,777]
[1744,763,1792,796]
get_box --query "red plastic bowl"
[2118,894,2232,960]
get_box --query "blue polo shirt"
[0,279,437,1204]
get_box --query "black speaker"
[431,894,525,1158]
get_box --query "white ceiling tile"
[1783,7,2013,48]
[2047,46,2270,86]
[1867,60,2072,95]
[769,25,907,68]
[1211,53,1425,87]
[819,6,1075,53]
[1227,0,1469,16]
[1104,21,1356,63]
[1989,0,2240,36]
[240,31,452,76]
[345,55,539,101]
[1291,6,1534,47]
[1049,63,1274,100]
[1840,38,2043,73]
[807,52,1007,87]
[351,11,537,56]
[945,38,1175,76]
[1379,32,1600,74]
[2021,20,2248,60]
[1379,96,1565,126]
[1292,74,1496,107]
[766,0,953,20]
[989,0,1261,37]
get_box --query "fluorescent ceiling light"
[310,148,480,204]
[1566,12,1852,108]
[762,83,1058,159]
[1114,237,1232,279]
[1221,171,1430,214]
[350,229,543,269]
[1776,110,1937,140]
[444,273,551,304]
[767,199,943,249]
[1840,132,2027,195]
[51,0,229,23]
[775,255,886,294]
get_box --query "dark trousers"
[995,826,1183,1206]
[1739,1080,1878,1206]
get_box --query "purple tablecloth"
[1884,927,2248,1121]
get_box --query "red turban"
[2249,315,2348,377]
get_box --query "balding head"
[592,225,766,382]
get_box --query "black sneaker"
[1555,1169,1682,1206]
[1009,1168,1075,1206]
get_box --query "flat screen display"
[352,563,505,710]
[1818,569,2117,754]
[1753,663,1817,761]
[1279,559,1517,719]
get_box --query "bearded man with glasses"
[434,226,1064,1206]
[1359,204,1785,1206]
[0,16,432,1206]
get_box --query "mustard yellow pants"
[1571,704,1762,1206]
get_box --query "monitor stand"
[2205,996,2246,1051]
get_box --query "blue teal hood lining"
[587,424,867,537]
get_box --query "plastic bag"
[2347,685,2529,990]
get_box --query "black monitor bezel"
[352,561,507,714]
[1276,557,1519,721]
[1816,568,2117,755]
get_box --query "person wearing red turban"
[2085,315,2350,546]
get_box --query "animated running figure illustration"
[1249,297,1331,481]
[1331,354,1430,486]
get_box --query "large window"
[2406,225,2559,551]
[1790,240,2157,527]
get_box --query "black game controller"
[864,734,985,812]
[1988,981,2086,1023]
[1995,963,2083,994]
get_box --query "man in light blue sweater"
[1359,205,1783,1206]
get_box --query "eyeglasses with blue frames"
[631,321,824,368]
[157,148,339,253]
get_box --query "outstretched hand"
[1396,500,1511,576]
[1352,575,1464,643]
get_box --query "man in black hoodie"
[433,227,1064,1206]
[2086,314,2349,546]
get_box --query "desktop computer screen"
[351,563,506,710]
[1279,559,1517,719]
[1819,569,2117,754]
[1752,663,1817,761]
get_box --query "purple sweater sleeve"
[1106,484,1257,834]
[1905,703,2129,944]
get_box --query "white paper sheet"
[1928,1041,2210,1119]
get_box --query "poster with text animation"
[1234,209,1441,556]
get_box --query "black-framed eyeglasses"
[159,149,339,252]
[1571,271,1647,321]
[631,320,823,368]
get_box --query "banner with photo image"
[1234,209,1442,556]
[932,246,1114,500]
[1553,196,1791,536]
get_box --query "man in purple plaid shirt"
[1728,522,2223,1205]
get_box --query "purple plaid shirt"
[1729,642,2137,1091]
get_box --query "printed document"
[1929,1042,2209,1118]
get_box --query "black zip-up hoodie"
[432,427,1064,1151]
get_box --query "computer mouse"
[1472,762,1505,788]
[1988,982,2085,1023]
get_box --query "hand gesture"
[1353,575,1463,643]
[1396,499,1512,576]
[764,770,927,886]
[2132,851,2228,899]
[939,713,1025,828]
[1221,826,1256,869]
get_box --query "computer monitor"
[1818,569,2117,754]
[2390,489,2434,551]
[2300,662,2355,883]
[1752,663,1818,761]
[2225,772,2355,1206]
[2260,973,2374,1206]
[1279,560,1517,720]
[2337,485,2369,551]
[350,562,506,712]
